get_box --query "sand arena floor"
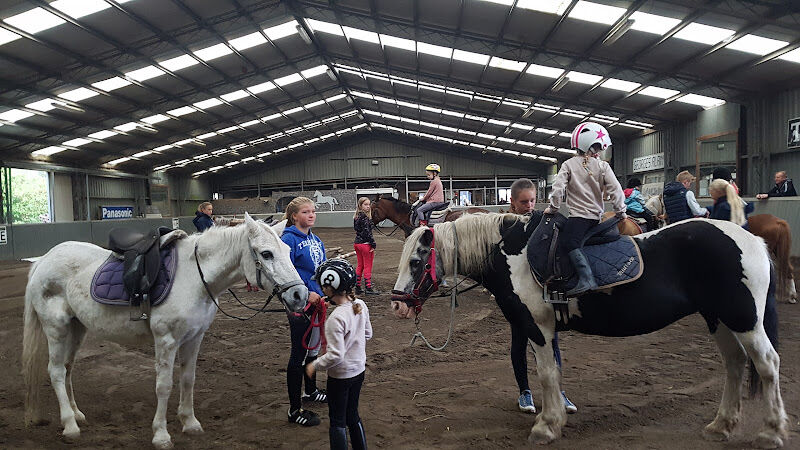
[0,227,798,449]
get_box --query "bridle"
[391,227,440,315]
[194,241,305,321]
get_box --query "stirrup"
[129,294,151,321]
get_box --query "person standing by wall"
[757,171,797,199]
[353,197,378,295]
[193,202,214,232]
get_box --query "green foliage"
[10,169,49,223]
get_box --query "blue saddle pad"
[91,246,178,306]
[581,235,643,289]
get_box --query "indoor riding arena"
[1,1,800,449]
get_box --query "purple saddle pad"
[91,246,178,307]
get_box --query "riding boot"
[349,420,368,450]
[303,355,318,394]
[330,426,349,450]
[566,249,597,296]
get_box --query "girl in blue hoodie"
[281,197,328,426]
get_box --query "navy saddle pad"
[91,245,178,306]
[527,213,643,292]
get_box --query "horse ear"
[244,212,258,235]
[420,228,433,247]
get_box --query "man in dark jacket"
[757,171,797,199]
[662,171,707,225]
[193,202,214,232]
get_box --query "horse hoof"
[755,432,783,449]
[62,428,80,442]
[74,410,87,425]
[182,423,204,435]
[702,426,730,442]
[152,438,174,449]
[788,297,797,304]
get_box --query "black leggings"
[560,217,598,253]
[327,371,365,428]
[511,324,562,394]
[287,313,318,411]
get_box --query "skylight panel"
[0,109,33,122]
[283,106,304,115]
[629,11,681,35]
[133,151,153,158]
[4,7,65,34]
[535,127,558,134]
[196,132,217,139]
[230,32,267,51]
[107,157,131,166]
[114,122,138,132]
[600,78,641,91]
[167,106,196,116]
[194,98,223,109]
[674,23,735,45]
[160,54,198,71]
[88,130,117,139]
[617,122,647,129]
[638,86,679,98]
[726,34,788,56]
[221,90,249,102]
[559,111,586,118]
[195,43,233,61]
[0,28,21,46]
[142,114,169,124]
[126,65,165,82]
[480,0,514,6]
[32,146,66,156]
[217,126,238,134]
[192,170,208,177]
[306,19,344,36]
[51,0,110,19]
[379,33,416,51]
[452,49,490,65]
[248,81,277,94]
[489,57,526,71]
[417,42,453,58]
[526,63,564,78]
[342,26,379,44]
[59,87,98,102]
[559,132,572,138]
[92,77,132,92]
[174,138,194,146]
[301,65,328,78]
[63,138,91,147]
[264,21,300,40]
[511,123,533,131]
[262,113,282,121]
[566,71,602,85]
[153,144,173,151]
[275,73,303,86]
[779,48,800,64]
[568,1,625,25]
[488,119,511,126]
[626,120,654,127]
[225,161,240,167]
[676,93,725,108]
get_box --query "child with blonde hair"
[707,179,750,227]
[353,197,377,295]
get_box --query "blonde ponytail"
[726,183,746,226]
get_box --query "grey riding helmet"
[313,259,357,293]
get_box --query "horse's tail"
[773,218,792,302]
[748,259,779,398]
[22,259,48,426]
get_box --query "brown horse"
[370,196,488,238]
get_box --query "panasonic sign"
[101,206,134,220]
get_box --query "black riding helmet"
[313,258,357,293]
[626,177,642,189]
[712,167,732,182]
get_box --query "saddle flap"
[527,213,569,284]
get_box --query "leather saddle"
[415,202,451,225]
[527,213,620,291]
[108,226,174,320]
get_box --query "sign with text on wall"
[632,153,665,173]
[101,206,134,220]
[789,117,800,149]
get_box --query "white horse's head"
[313,190,322,198]
[391,226,445,319]
[241,212,308,312]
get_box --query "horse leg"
[65,320,88,425]
[41,318,81,440]
[788,275,797,304]
[528,335,566,445]
[703,324,747,441]
[152,334,179,449]
[177,333,204,435]
[735,330,788,449]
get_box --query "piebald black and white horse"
[391,212,787,448]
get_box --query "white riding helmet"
[570,122,612,154]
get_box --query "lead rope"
[410,224,458,351]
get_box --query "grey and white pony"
[391,213,787,448]
[22,213,307,448]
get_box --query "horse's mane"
[379,195,412,214]
[402,213,509,275]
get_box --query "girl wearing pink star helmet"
[543,122,626,296]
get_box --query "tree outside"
[10,169,50,223]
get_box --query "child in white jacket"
[306,259,372,450]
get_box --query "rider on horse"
[624,178,657,231]
[544,122,626,296]
[411,163,448,227]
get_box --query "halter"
[390,227,440,315]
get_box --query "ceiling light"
[133,151,153,158]
[0,109,34,122]
[248,80,277,94]
[194,98,223,109]
[4,7,65,34]
[63,138,91,147]
[674,23,735,46]
[92,76,132,92]
[603,18,635,46]
[452,49,490,65]
[418,42,453,58]
[342,25,380,44]
[625,120,654,127]
[600,78,640,91]
[125,65,165,82]
[89,130,118,139]
[167,106,196,116]
[153,144,173,152]
[106,157,131,166]
[379,33,416,51]
[558,132,572,138]
[194,43,233,61]
[114,122,138,132]
[221,90,249,102]
[264,20,300,40]
[24,100,54,113]
[551,75,570,92]
[779,48,800,63]
[565,71,602,85]
[526,63,564,78]
[230,32,267,51]
[629,11,681,35]
[305,18,344,36]
[51,0,110,19]
[58,87,98,102]
[489,56,526,71]
[638,86,680,98]
[516,0,570,14]
[301,65,328,78]
[160,54,198,71]
[726,34,788,56]
[32,146,67,156]
[568,1,625,25]
[676,93,725,109]
[274,73,303,86]
[535,128,558,134]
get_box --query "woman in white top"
[307,259,372,450]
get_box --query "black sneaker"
[302,389,328,403]
[288,408,320,426]
[355,284,364,295]
[365,286,380,295]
